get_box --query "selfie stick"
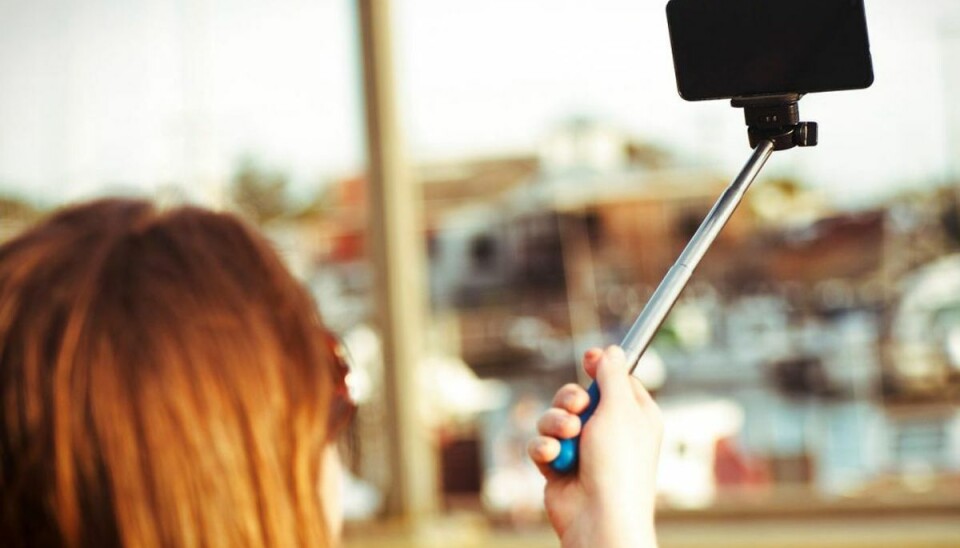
[550,93,817,473]
[549,139,776,474]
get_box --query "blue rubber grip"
[549,381,601,474]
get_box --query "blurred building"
[254,118,960,517]
[416,120,960,511]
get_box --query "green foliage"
[229,157,290,224]
[625,140,671,169]
[765,176,807,197]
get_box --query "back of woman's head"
[0,199,336,547]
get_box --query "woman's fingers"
[528,436,564,479]
[537,408,582,439]
[552,383,590,414]
[582,347,604,379]
[529,382,590,478]
[527,435,561,464]
[533,346,659,482]
[585,345,659,408]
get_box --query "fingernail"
[584,348,602,362]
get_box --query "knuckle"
[537,409,565,432]
[553,384,581,405]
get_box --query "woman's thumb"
[594,346,633,405]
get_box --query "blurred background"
[2,0,960,546]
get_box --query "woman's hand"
[528,346,663,548]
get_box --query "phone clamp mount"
[731,93,818,151]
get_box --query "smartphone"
[666,0,874,101]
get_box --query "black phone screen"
[666,0,874,101]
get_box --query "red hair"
[0,199,336,546]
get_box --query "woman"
[0,199,661,547]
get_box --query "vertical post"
[356,0,438,523]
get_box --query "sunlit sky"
[1,0,959,207]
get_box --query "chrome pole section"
[622,139,775,373]
[550,139,777,474]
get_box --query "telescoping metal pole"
[550,138,776,473]
[622,138,775,372]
